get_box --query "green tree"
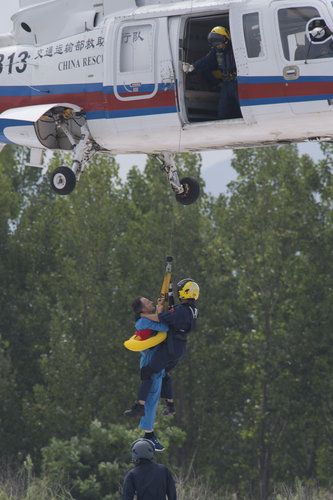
[42,420,137,500]
[197,145,332,498]
[0,146,27,458]
[25,153,205,453]
[23,153,131,447]
[2,143,332,499]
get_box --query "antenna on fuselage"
[3,66,50,94]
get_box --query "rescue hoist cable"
[158,255,175,355]
[160,255,173,309]
[168,193,176,257]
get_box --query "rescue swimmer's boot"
[162,400,176,416]
[124,401,145,417]
[144,433,165,452]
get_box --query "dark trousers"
[218,80,242,119]
[137,340,186,401]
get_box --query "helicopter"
[0,0,333,204]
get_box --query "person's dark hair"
[131,296,143,315]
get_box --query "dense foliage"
[0,144,332,499]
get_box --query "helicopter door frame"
[114,19,158,102]
[178,9,245,124]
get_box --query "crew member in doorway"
[183,26,242,120]
[122,438,177,500]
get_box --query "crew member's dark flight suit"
[137,302,198,402]
[193,44,241,120]
[122,459,177,500]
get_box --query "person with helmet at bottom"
[122,438,177,500]
[124,279,199,421]
[183,26,242,120]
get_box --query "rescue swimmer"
[124,278,199,423]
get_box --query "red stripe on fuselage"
[238,82,285,100]
[285,80,333,97]
[0,89,176,115]
[104,89,176,110]
[0,92,103,114]
[238,80,333,100]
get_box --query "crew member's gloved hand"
[182,62,194,73]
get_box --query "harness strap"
[167,330,175,355]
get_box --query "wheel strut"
[153,152,184,195]
[153,152,200,205]
[50,120,99,195]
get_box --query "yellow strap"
[159,257,172,312]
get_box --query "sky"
[0,1,322,195]
[0,1,20,34]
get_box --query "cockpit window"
[243,12,264,58]
[278,7,333,61]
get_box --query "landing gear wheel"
[50,166,76,195]
[175,177,200,205]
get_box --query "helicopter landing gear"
[153,152,200,205]
[50,166,76,195]
[175,176,200,205]
[50,121,98,195]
